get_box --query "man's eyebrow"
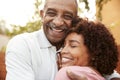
[47,8,56,12]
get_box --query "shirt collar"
[37,28,53,48]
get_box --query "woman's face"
[59,32,89,68]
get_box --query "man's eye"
[64,15,73,20]
[46,12,56,17]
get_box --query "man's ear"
[40,10,44,18]
[40,10,44,22]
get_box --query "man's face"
[40,0,77,46]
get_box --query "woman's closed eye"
[70,44,77,48]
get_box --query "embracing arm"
[5,35,35,80]
[111,78,120,80]
[105,70,120,80]
[67,69,87,80]
[67,70,120,80]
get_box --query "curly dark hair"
[68,19,119,75]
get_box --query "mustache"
[47,22,68,31]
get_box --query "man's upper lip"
[52,27,64,32]
[50,25,67,33]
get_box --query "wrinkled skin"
[40,0,77,49]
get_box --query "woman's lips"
[61,57,73,64]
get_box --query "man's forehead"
[44,0,78,12]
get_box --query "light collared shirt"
[5,28,120,80]
[6,29,58,80]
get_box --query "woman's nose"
[61,47,69,54]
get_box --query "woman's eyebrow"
[69,40,80,44]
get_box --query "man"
[6,0,78,80]
[5,0,120,80]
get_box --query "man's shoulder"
[7,30,41,46]
[11,30,41,41]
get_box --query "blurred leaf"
[6,0,42,37]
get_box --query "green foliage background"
[0,0,111,37]
[6,0,42,37]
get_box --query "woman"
[55,19,119,80]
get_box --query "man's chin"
[50,38,64,45]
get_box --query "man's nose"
[53,16,64,26]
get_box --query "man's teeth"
[52,27,63,32]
